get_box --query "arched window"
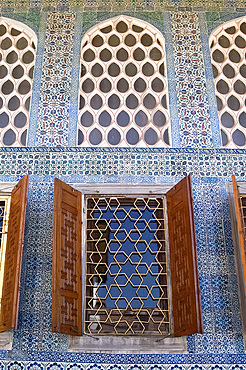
[210,17,246,148]
[78,16,170,147]
[0,18,37,147]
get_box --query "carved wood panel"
[0,175,29,332]
[232,175,246,290]
[166,175,203,336]
[52,179,82,335]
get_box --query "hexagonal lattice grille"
[210,17,246,148]
[85,196,169,335]
[78,16,170,148]
[0,19,36,147]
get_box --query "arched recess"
[0,17,37,147]
[210,16,246,148]
[77,16,171,148]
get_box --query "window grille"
[78,16,170,148]
[0,18,37,147]
[52,177,203,341]
[210,17,246,148]
[85,196,170,335]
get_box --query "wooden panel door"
[166,175,203,336]
[52,179,82,335]
[232,175,246,291]
[0,175,29,332]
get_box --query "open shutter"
[232,175,246,291]
[52,179,82,335]
[0,175,29,332]
[166,175,203,337]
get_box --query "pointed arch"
[0,17,37,147]
[77,16,171,148]
[210,16,246,148]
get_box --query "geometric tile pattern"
[2,363,246,369]
[1,147,246,179]
[191,178,243,352]
[17,181,68,352]
[171,13,213,148]
[35,13,75,146]
[0,0,245,9]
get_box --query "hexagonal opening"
[108,240,121,252]
[136,263,149,275]
[135,240,148,253]
[97,284,109,299]
[149,285,160,300]
[114,251,128,264]
[129,274,143,287]
[129,252,142,264]
[110,219,121,230]
[115,228,128,242]
[129,229,141,242]
[115,297,128,309]
[129,297,143,309]
[135,218,148,231]
[134,198,147,211]
[147,219,158,231]
[115,273,128,286]
[108,285,122,299]
[129,208,141,220]
[108,262,121,275]
[137,286,150,299]
[114,208,128,221]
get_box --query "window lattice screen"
[0,18,37,147]
[78,16,170,148]
[85,196,169,335]
[210,17,246,148]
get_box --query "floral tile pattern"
[35,12,76,146]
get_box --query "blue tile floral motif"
[171,13,213,148]
[35,12,76,147]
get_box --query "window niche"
[210,17,246,148]
[0,18,37,147]
[52,177,203,353]
[77,16,171,148]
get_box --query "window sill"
[68,335,187,353]
[0,330,13,350]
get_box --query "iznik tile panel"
[171,13,214,148]
[35,12,76,147]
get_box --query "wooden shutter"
[166,175,203,337]
[0,175,29,332]
[232,175,246,291]
[52,179,82,335]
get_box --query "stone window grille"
[210,17,246,148]
[78,16,171,148]
[0,18,37,147]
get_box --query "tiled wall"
[0,2,246,368]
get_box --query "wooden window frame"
[227,176,246,348]
[53,177,202,353]
[0,176,29,349]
